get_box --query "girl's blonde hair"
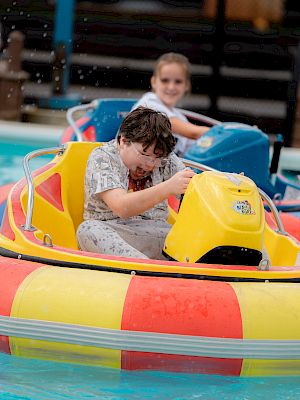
[153,52,191,93]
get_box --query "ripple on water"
[0,140,53,185]
[1,353,300,400]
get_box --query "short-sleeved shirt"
[83,139,185,222]
[133,92,195,156]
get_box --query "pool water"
[1,352,300,400]
[1,138,300,399]
[0,139,54,185]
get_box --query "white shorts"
[76,218,171,260]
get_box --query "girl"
[133,52,210,157]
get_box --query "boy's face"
[119,137,166,180]
[151,62,189,108]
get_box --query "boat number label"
[232,200,255,215]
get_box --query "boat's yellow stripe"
[231,281,300,376]
[9,266,132,367]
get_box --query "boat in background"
[60,98,300,212]
[0,141,300,376]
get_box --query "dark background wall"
[1,0,300,145]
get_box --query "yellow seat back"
[21,142,100,249]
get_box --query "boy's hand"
[166,169,196,196]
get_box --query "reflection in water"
[1,352,300,400]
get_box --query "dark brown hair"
[118,106,176,157]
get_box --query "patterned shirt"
[83,139,185,221]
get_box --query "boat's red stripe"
[266,211,300,242]
[280,213,300,241]
[82,125,96,142]
[0,206,15,241]
[121,276,243,375]
[168,195,179,212]
[60,116,90,143]
[0,257,43,353]
[0,183,14,204]
[35,173,64,211]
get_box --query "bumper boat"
[60,98,300,212]
[1,141,300,377]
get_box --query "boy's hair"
[153,52,191,93]
[118,106,176,157]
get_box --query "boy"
[77,106,195,259]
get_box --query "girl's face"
[151,62,189,108]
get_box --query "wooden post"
[0,31,29,120]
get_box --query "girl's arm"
[170,116,210,139]
[99,169,195,219]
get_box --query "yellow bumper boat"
[0,141,300,377]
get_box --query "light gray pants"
[76,218,171,260]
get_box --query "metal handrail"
[177,108,221,126]
[22,145,65,231]
[182,158,218,173]
[182,158,286,235]
[258,189,286,234]
[66,99,99,142]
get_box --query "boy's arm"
[99,169,195,219]
[170,116,210,139]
